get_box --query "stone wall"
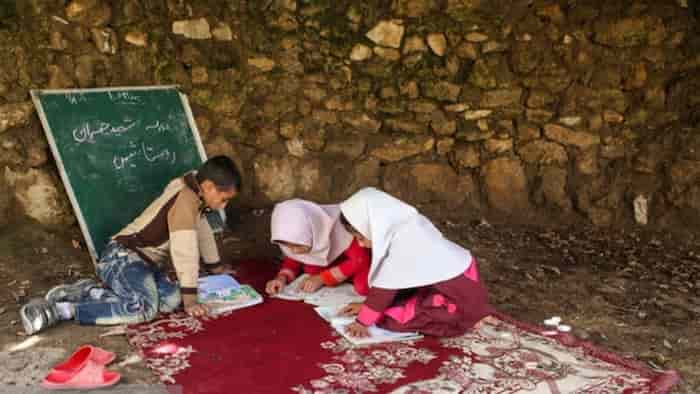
[1,0,699,230]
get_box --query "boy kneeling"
[21,155,241,334]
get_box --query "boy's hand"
[185,303,210,317]
[345,322,370,338]
[339,302,363,316]
[182,294,210,318]
[265,277,287,295]
[299,275,323,293]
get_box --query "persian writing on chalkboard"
[31,86,206,262]
[72,119,174,144]
[72,120,137,143]
[112,142,177,170]
[70,118,179,170]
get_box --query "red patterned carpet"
[127,260,680,393]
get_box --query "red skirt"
[378,266,493,337]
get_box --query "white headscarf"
[340,187,472,289]
[270,199,354,267]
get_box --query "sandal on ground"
[51,345,116,377]
[19,298,60,336]
[42,346,120,390]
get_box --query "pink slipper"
[54,345,115,372]
[42,346,120,390]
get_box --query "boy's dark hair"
[196,155,242,191]
[339,213,359,235]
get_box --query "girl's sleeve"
[356,287,398,326]
[278,257,303,282]
[319,239,370,288]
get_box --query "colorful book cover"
[198,275,263,314]
[200,284,263,314]
[198,274,241,297]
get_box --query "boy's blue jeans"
[74,241,182,325]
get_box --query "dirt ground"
[0,209,698,392]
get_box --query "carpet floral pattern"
[127,311,679,393]
[290,315,679,394]
[126,261,679,393]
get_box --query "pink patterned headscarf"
[270,199,354,267]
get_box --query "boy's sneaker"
[45,278,98,303]
[20,298,61,335]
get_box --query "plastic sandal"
[42,346,120,390]
[51,346,116,376]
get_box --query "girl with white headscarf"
[338,187,493,337]
[265,199,371,296]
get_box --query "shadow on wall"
[0,3,17,30]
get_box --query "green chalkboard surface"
[31,86,207,263]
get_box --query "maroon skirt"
[378,270,493,337]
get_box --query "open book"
[273,274,366,307]
[197,274,263,314]
[314,305,423,346]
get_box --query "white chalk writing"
[65,93,87,105]
[108,91,142,104]
[112,143,177,171]
[112,151,139,170]
[145,120,172,133]
[72,121,137,144]
[142,143,176,164]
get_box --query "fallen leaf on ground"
[118,353,143,367]
[100,325,128,337]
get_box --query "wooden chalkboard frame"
[30,86,208,264]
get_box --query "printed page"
[304,283,366,307]
[314,306,422,345]
[314,305,354,324]
[332,321,423,346]
[272,274,310,301]
[274,275,366,307]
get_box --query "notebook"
[271,274,309,301]
[197,274,263,314]
[314,305,423,346]
[273,274,366,307]
[198,274,241,297]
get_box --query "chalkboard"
[31,86,208,263]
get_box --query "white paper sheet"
[314,306,422,346]
[273,274,366,306]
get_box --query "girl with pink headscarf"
[265,199,371,296]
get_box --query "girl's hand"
[339,302,363,316]
[265,277,286,295]
[345,322,370,338]
[299,275,324,293]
